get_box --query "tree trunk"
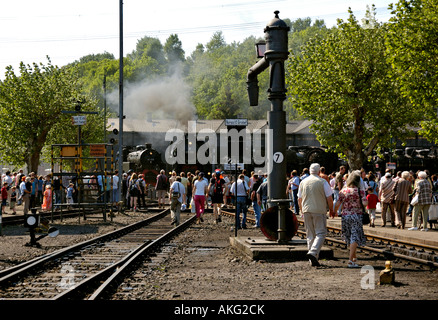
[347,106,366,170]
[26,130,49,174]
[29,150,41,175]
[347,152,365,171]
[346,136,366,170]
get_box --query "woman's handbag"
[358,188,370,225]
[410,194,419,206]
[362,211,371,225]
[429,195,438,221]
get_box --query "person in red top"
[1,182,9,214]
[366,186,379,227]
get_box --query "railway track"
[1,204,164,226]
[221,208,438,268]
[0,209,196,300]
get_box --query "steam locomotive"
[124,142,438,184]
[372,146,438,174]
[124,142,344,181]
[125,143,163,184]
[286,145,341,174]
[124,143,211,184]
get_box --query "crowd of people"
[2,164,437,269]
[0,170,81,215]
[138,168,269,228]
[292,164,438,268]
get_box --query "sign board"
[90,144,106,157]
[225,119,248,127]
[71,115,86,126]
[273,152,284,164]
[61,146,76,157]
[386,162,396,170]
[224,163,244,171]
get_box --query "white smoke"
[109,67,196,125]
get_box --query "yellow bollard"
[379,260,395,285]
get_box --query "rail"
[0,209,196,300]
[221,208,438,268]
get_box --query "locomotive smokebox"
[127,150,143,165]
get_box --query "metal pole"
[103,74,107,144]
[78,126,82,222]
[235,162,238,237]
[118,0,124,208]
[247,11,290,243]
[51,145,54,223]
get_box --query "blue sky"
[0,0,395,78]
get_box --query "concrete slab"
[230,236,333,261]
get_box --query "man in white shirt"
[170,176,186,226]
[230,174,250,229]
[298,163,334,267]
[3,171,12,187]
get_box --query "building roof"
[107,118,313,134]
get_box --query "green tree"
[0,58,103,172]
[128,36,167,69]
[286,8,418,169]
[286,18,329,120]
[290,17,312,32]
[206,31,227,52]
[187,36,270,119]
[288,18,329,57]
[386,0,438,143]
[75,51,115,64]
[164,34,185,64]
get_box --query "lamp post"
[247,11,291,243]
[255,41,266,58]
[118,0,124,207]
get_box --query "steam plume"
[109,68,196,125]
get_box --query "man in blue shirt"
[30,173,38,209]
[289,170,301,216]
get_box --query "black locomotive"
[124,142,343,180]
[372,146,438,174]
[124,141,438,183]
[125,143,163,184]
[285,145,341,175]
[124,143,212,184]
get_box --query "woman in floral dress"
[334,171,367,268]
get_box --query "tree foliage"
[3,8,436,173]
[0,58,103,172]
[164,34,185,64]
[286,8,420,169]
[186,35,270,119]
[386,0,438,144]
